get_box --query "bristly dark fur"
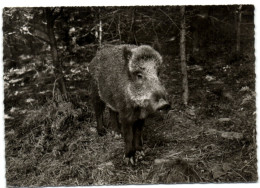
[89,44,168,162]
[130,45,163,64]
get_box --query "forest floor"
[4,49,257,186]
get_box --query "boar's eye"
[137,73,143,80]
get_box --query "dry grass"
[6,100,257,186]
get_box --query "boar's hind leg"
[91,83,106,136]
[109,109,121,138]
[133,119,145,161]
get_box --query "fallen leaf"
[212,80,224,85]
[211,165,226,179]
[141,161,150,165]
[186,107,196,116]
[206,129,218,135]
[90,127,97,133]
[9,78,23,84]
[154,158,170,165]
[25,98,35,103]
[221,131,243,140]
[241,94,253,105]
[10,107,19,113]
[240,86,250,92]
[203,144,216,150]
[187,65,203,71]
[222,163,232,172]
[205,75,216,81]
[98,161,114,170]
[218,118,231,122]
[4,114,14,119]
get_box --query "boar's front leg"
[121,117,136,165]
[133,119,145,162]
[109,109,122,138]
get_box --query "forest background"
[0,2,259,187]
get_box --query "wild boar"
[89,45,170,164]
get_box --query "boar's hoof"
[135,150,145,162]
[97,128,107,136]
[124,156,136,166]
[123,151,145,165]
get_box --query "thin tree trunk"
[45,8,67,98]
[236,5,242,53]
[118,14,122,44]
[99,9,102,47]
[99,19,102,47]
[129,8,137,45]
[180,6,188,105]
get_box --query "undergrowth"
[5,51,257,186]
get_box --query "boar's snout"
[156,98,171,111]
[151,91,171,112]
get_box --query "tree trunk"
[128,8,138,45]
[45,8,67,98]
[236,5,242,54]
[99,9,102,47]
[99,19,102,47]
[180,6,188,105]
[118,13,122,44]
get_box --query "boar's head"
[124,45,170,118]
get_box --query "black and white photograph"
[1,2,258,187]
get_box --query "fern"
[21,91,85,155]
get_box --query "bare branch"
[34,35,50,44]
[159,8,180,31]
[52,7,63,22]
[50,8,56,15]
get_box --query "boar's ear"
[123,46,132,63]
